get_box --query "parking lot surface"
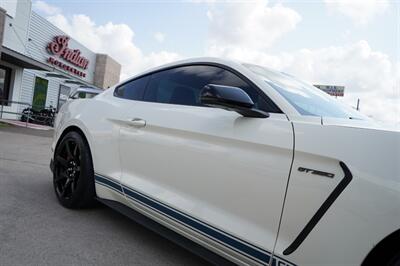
[0,125,208,265]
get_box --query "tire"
[53,131,96,208]
[388,252,400,266]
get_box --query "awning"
[1,46,52,71]
[1,46,101,89]
[64,80,87,86]
[45,72,71,79]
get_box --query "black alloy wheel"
[53,131,96,208]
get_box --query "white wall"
[0,1,17,17]
[19,69,34,110]
[1,1,98,120]
[2,0,31,54]
[3,4,97,85]
[26,12,97,84]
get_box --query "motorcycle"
[21,106,57,127]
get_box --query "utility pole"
[356,99,360,111]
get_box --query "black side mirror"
[200,84,269,118]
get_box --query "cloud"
[153,32,165,43]
[324,0,389,25]
[187,0,217,3]
[207,39,399,123]
[203,1,398,123]
[278,41,399,124]
[207,0,301,51]
[46,14,181,80]
[36,1,398,123]
[33,0,61,16]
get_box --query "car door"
[118,65,294,265]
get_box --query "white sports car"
[50,58,400,266]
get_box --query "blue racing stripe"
[124,184,269,254]
[94,174,123,192]
[122,186,270,264]
[95,180,121,194]
[94,173,295,266]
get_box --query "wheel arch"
[362,228,400,266]
[55,125,93,159]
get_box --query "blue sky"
[41,1,210,56]
[39,0,397,58]
[33,0,399,123]
[275,1,397,57]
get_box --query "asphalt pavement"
[0,124,209,265]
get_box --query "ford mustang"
[50,58,400,266]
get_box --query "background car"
[50,57,400,266]
[68,87,103,100]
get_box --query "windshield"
[244,63,365,119]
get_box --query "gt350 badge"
[298,167,335,178]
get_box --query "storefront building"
[0,0,121,119]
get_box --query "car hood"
[323,117,399,184]
[322,117,400,133]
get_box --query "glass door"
[32,77,48,110]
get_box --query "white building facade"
[0,0,121,119]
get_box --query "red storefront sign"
[46,35,89,77]
[47,57,86,78]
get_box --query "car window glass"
[244,63,366,119]
[115,75,150,100]
[143,65,272,111]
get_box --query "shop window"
[32,77,49,110]
[0,66,12,106]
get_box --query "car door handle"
[128,118,146,128]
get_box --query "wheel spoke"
[73,143,79,157]
[56,155,68,167]
[65,141,73,159]
[71,180,76,193]
[65,179,72,189]
[55,172,68,182]
[61,179,72,197]
[60,185,67,197]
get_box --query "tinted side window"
[144,66,208,106]
[143,65,274,112]
[114,75,150,100]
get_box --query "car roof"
[71,87,103,95]
[119,57,244,84]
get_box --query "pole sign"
[46,36,89,78]
[314,84,345,97]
